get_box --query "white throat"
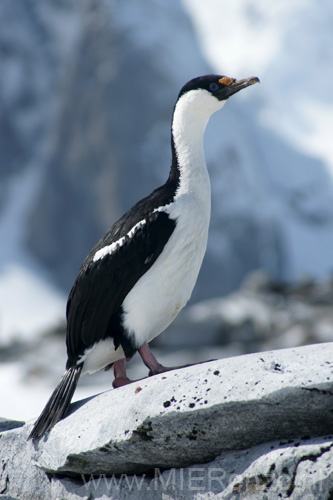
[119,90,226,351]
[172,89,225,204]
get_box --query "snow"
[183,0,333,282]
[0,166,66,345]
[113,0,209,82]
[0,264,65,345]
[0,362,107,421]
[183,0,333,174]
[288,100,333,174]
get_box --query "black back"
[66,178,178,366]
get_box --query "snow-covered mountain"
[1,0,333,343]
[183,0,333,286]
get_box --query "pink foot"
[112,359,132,388]
[112,345,216,388]
[138,342,184,376]
[138,342,216,376]
[112,376,132,388]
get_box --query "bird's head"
[175,74,260,119]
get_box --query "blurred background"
[1,0,333,422]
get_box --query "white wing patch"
[93,219,147,262]
[153,205,169,214]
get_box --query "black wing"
[66,209,176,365]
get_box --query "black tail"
[28,365,82,440]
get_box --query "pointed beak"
[217,76,260,100]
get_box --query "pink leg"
[138,342,175,375]
[138,342,216,376]
[112,344,214,388]
[112,358,132,388]
[112,348,165,389]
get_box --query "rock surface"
[50,436,333,500]
[1,342,333,499]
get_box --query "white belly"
[81,198,210,375]
[79,86,223,374]
[122,196,210,348]
[81,340,124,374]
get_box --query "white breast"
[122,191,211,348]
[81,88,224,372]
[122,89,223,348]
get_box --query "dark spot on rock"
[187,428,198,440]
[213,370,220,376]
[163,401,171,408]
[99,446,110,453]
[233,473,272,494]
[133,421,153,441]
[189,403,195,408]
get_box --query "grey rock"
[30,342,333,475]
[49,436,333,500]
[157,270,333,352]
[0,418,25,432]
[0,497,23,500]
[1,343,333,499]
[0,425,50,500]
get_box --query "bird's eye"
[209,82,219,92]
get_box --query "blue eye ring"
[209,82,219,92]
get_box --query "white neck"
[171,89,225,206]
